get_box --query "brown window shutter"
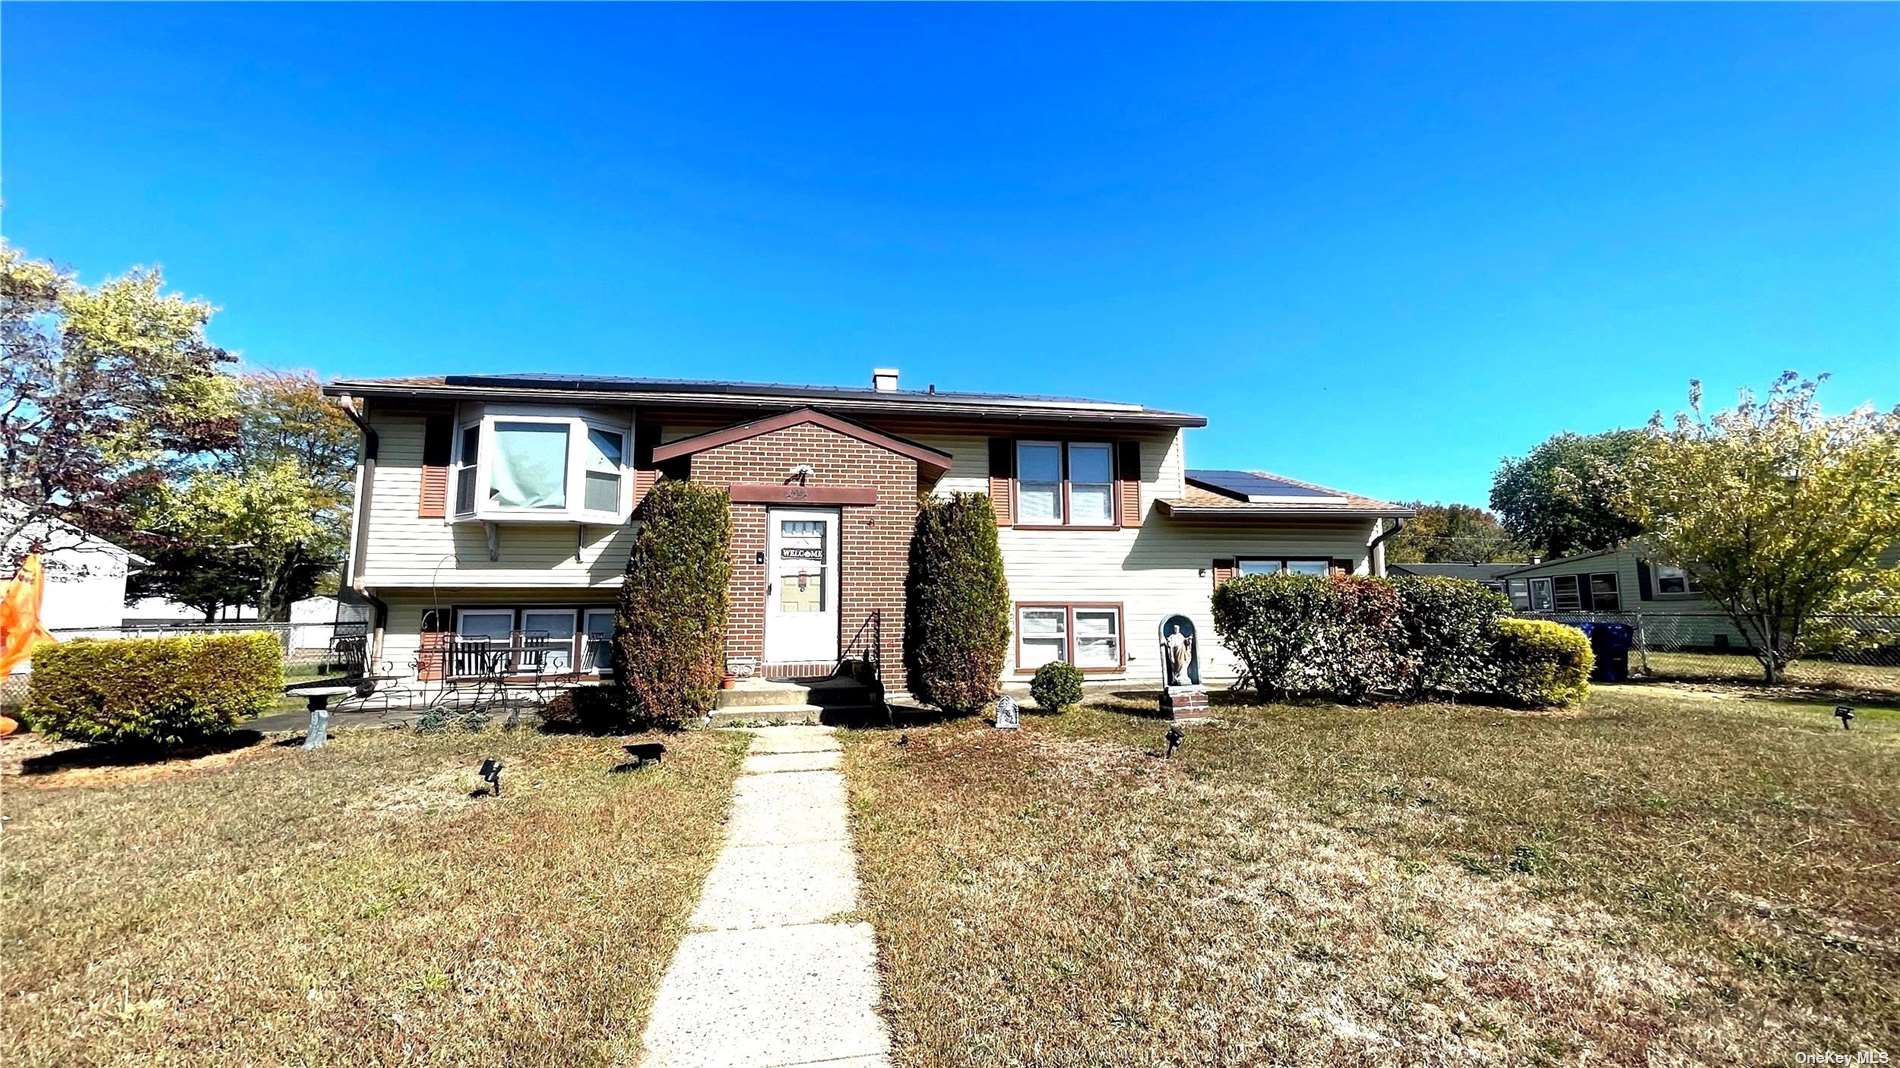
[632,422,662,511]
[416,613,449,681]
[418,414,453,518]
[987,438,1014,526]
[1212,558,1237,588]
[1116,441,1143,527]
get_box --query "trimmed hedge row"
[25,632,283,747]
[1211,574,1590,708]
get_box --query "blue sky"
[4,4,1896,506]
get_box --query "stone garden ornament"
[1157,613,1209,722]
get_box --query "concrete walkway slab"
[743,748,843,774]
[690,839,859,930]
[640,725,889,1068]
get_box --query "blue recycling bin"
[1580,621,1633,683]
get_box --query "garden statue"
[995,694,1020,730]
[1156,613,1209,722]
[1164,624,1195,686]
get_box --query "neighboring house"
[121,598,262,626]
[1,513,140,633]
[323,370,1414,691]
[1385,561,1528,592]
[1497,544,1750,648]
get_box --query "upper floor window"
[451,408,631,523]
[1016,440,1114,527]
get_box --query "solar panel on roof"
[1188,470,1348,503]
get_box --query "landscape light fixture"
[1835,706,1855,730]
[1165,724,1184,758]
[479,758,503,796]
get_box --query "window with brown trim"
[1237,557,1334,576]
[1014,440,1117,528]
[450,605,616,677]
[1015,603,1124,673]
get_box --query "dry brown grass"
[1,724,747,1066]
[844,686,1899,1066]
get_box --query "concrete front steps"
[707,676,878,727]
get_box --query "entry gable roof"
[650,407,954,477]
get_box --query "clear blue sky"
[5,3,1896,506]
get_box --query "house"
[1496,544,1750,648]
[321,370,1414,695]
[1,510,141,633]
[1385,561,1527,592]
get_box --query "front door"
[765,508,840,664]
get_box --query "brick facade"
[686,422,920,689]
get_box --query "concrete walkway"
[639,725,890,1068]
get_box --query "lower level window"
[1654,564,1699,595]
[451,606,616,676]
[1016,603,1123,672]
[1239,557,1349,577]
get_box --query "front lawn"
[1,725,747,1066]
[844,686,1899,1065]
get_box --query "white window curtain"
[491,423,569,509]
[1019,607,1067,668]
[1074,609,1119,668]
[1068,444,1113,524]
[584,427,624,513]
[1016,443,1062,524]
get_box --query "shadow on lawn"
[17,729,267,776]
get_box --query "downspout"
[1367,517,1407,578]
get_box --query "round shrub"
[904,493,1011,713]
[25,632,283,748]
[1491,618,1593,707]
[1211,573,1402,702]
[1029,661,1084,713]
[540,684,632,734]
[615,479,732,729]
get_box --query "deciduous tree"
[1386,502,1527,564]
[1490,430,1645,559]
[0,241,237,568]
[1622,373,1900,683]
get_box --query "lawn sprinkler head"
[1165,724,1184,758]
[478,758,503,796]
[1834,706,1855,731]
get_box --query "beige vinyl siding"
[358,412,638,588]
[1000,519,1380,682]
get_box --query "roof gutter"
[320,381,1208,428]
[1158,502,1418,520]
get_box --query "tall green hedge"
[25,632,283,747]
[905,493,1011,712]
[615,479,733,729]
[1212,574,1590,708]
[1389,577,1514,700]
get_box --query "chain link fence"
[1527,610,1900,695]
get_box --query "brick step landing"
[715,676,876,710]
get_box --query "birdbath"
[284,682,359,750]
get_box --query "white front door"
[765,508,839,664]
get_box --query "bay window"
[1015,440,1116,527]
[449,406,634,523]
[1015,603,1124,673]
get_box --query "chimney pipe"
[872,368,899,393]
